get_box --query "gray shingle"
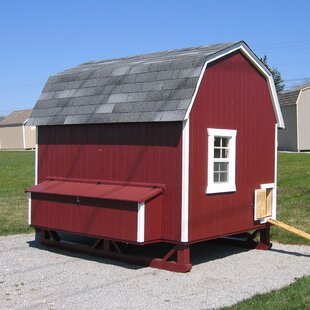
[95,104,115,113]
[31,107,63,117]
[111,66,131,76]
[35,99,59,109]
[107,94,128,103]
[156,70,180,80]
[71,96,95,106]
[141,81,164,91]
[81,79,100,88]
[119,112,141,122]
[135,72,158,82]
[57,98,74,107]
[177,99,191,109]
[193,57,207,67]
[121,83,144,93]
[169,88,194,100]
[62,105,96,116]
[50,115,67,124]
[147,90,171,101]
[101,85,123,94]
[162,79,187,90]
[155,100,179,111]
[112,102,136,113]
[170,59,194,70]
[178,67,202,78]
[64,115,91,125]
[69,88,102,97]
[149,61,172,72]
[161,110,187,121]
[42,84,53,92]
[88,113,121,123]
[127,92,149,102]
[54,90,72,99]
[133,101,157,112]
[129,64,150,74]
[38,92,55,100]
[66,80,84,89]
[138,112,164,122]
[92,68,113,78]
[185,77,199,88]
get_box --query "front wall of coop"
[188,51,277,241]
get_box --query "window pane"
[221,148,229,158]
[219,162,228,172]
[214,137,221,147]
[222,138,229,147]
[220,172,228,182]
[214,148,221,158]
[214,172,219,182]
[214,162,220,172]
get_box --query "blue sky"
[0,0,309,115]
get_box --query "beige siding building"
[0,109,36,150]
[278,85,310,151]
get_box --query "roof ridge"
[75,41,239,69]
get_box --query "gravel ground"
[0,234,309,310]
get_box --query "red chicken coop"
[26,41,284,272]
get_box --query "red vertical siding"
[188,51,277,241]
[38,122,182,242]
[31,193,138,242]
[144,194,163,242]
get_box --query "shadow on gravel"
[27,236,143,271]
[26,231,254,271]
[270,248,310,258]
[190,241,251,265]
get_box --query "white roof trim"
[185,42,285,129]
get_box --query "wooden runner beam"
[268,219,310,241]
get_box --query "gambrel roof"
[28,41,284,128]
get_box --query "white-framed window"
[206,128,237,194]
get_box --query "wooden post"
[256,225,272,250]
[177,245,190,265]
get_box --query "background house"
[0,109,36,150]
[278,85,310,151]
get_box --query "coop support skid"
[39,230,192,273]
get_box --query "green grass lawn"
[225,276,310,310]
[272,153,310,245]
[0,151,34,235]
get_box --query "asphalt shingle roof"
[278,90,300,106]
[28,42,239,126]
[0,109,33,126]
[278,84,310,106]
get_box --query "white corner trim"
[184,42,285,129]
[260,183,275,189]
[28,192,32,225]
[137,202,145,243]
[206,128,237,194]
[273,123,278,220]
[22,120,27,149]
[181,119,190,242]
[35,127,38,185]
[296,91,301,152]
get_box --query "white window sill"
[206,183,236,194]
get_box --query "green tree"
[260,55,285,93]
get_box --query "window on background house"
[206,128,237,194]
